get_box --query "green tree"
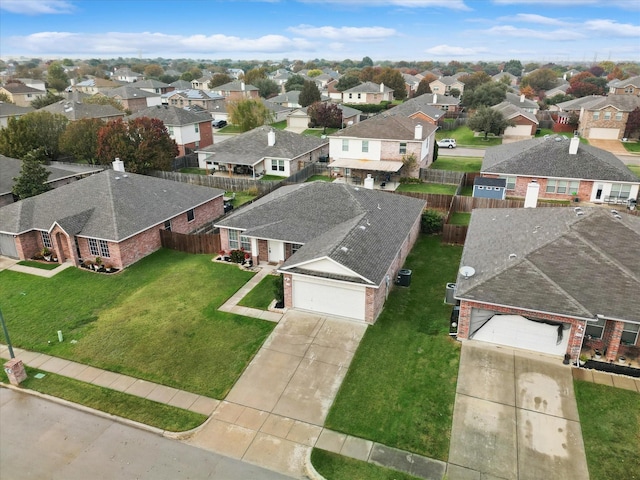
[59,118,104,164]
[503,59,523,77]
[458,71,492,93]
[467,106,515,140]
[227,99,274,132]
[208,73,233,88]
[415,78,432,96]
[462,81,508,108]
[244,67,268,86]
[144,64,164,78]
[520,68,558,92]
[254,78,279,99]
[30,91,64,109]
[84,95,125,111]
[624,107,640,139]
[0,92,12,103]
[307,102,342,132]
[421,209,444,234]
[12,148,51,200]
[373,67,407,100]
[360,56,374,68]
[96,117,178,173]
[0,111,68,160]
[306,69,323,78]
[285,74,305,92]
[336,74,360,92]
[46,61,69,92]
[299,80,321,107]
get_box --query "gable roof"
[429,94,460,106]
[41,100,124,121]
[216,182,426,285]
[214,81,259,92]
[196,125,326,166]
[583,95,640,112]
[431,76,464,86]
[0,102,34,117]
[456,207,640,323]
[343,81,393,94]
[331,114,437,141]
[556,95,605,111]
[608,75,640,88]
[379,95,444,120]
[481,136,638,182]
[104,85,159,100]
[74,78,121,89]
[504,92,538,110]
[0,83,45,95]
[162,89,223,101]
[134,79,171,89]
[127,104,211,126]
[170,80,192,90]
[0,169,224,241]
[491,102,538,124]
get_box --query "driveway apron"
[448,341,589,480]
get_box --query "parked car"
[437,138,457,149]
[212,119,227,128]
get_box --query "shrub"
[230,249,245,263]
[421,209,445,234]
[273,274,284,303]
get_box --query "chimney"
[240,81,245,91]
[414,124,423,140]
[267,129,276,146]
[379,82,384,93]
[524,180,539,208]
[569,135,580,155]
[520,94,525,103]
[432,93,437,104]
[112,157,125,172]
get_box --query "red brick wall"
[14,231,40,260]
[198,121,213,149]
[283,273,293,308]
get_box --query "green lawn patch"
[325,235,462,460]
[575,381,640,480]
[459,185,473,196]
[0,249,274,398]
[270,120,287,130]
[311,449,422,480]
[448,212,471,225]
[432,156,482,172]
[306,175,332,182]
[217,124,242,133]
[1,363,207,432]
[227,190,257,207]
[628,165,640,178]
[17,260,60,270]
[303,128,338,137]
[396,183,457,194]
[436,126,502,147]
[238,274,277,310]
[622,141,640,153]
[260,175,285,181]
[179,168,207,175]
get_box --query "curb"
[304,448,327,480]
[0,382,208,439]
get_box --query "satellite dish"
[459,266,475,279]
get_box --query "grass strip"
[431,156,482,172]
[396,183,457,194]
[17,260,60,270]
[237,274,277,310]
[311,449,422,480]
[1,362,207,432]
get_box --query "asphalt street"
[0,388,294,480]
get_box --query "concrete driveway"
[447,341,589,480]
[588,139,629,155]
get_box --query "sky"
[0,0,638,63]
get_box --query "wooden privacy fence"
[150,170,282,195]
[442,224,468,245]
[420,169,465,185]
[394,192,455,211]
[160,229,221,255]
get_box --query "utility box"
[397,269,412,287]
[445,283,457,305]
[4,358,27,386]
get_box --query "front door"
[268,240,285,263]
[595,184,603,200]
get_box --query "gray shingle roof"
[491,102,538,124]
[127,105,211,126]
[504,92,538,109]
[134,79,170,89]
[343,82,393,94]
[379,95,444,120]
[1,83,44,94]
[214,81,259,92]
[456,207,640,323]
[556,95,605,111]
[216,182,426,285]
[0,169,224,241]
[41,101,124,121]
[331,114,437,141]
[481,136,638,182]
[0,102,34,117]
[196,126,327,166]
[584,95,640,112]
[105,85,159,99]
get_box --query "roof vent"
[340,246,349,252]
[509,253,517,260]
[613,213,622,219]
[359,225,366,230]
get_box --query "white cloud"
[425,44,487,56]
[584,19,640,37]
[298,0,471,10]
[492,0,640,9]
[0,0,74,14]
[499,13,568,26]
[288,25,396,41]
[483,25,585,40]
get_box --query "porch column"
[605,320,624,362]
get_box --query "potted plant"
[104,263,113,272]
[594,349,602,359]
[95,257,103,270]
[579,354,588,366]
[42,247,52,261]
[571,191,579,202]
[84,259,93,270]
[618,355,626,364]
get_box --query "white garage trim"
[471,314,570,357]
[588,127,620,140]
[292,275,366,320]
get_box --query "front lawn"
[1,363,207,432]
[17,260,60,270]
[575,381,640,480]
[311,449,422,480]
[431,156,482,172]
[623,140,640,153]
[0,249,274,398]
[436,126,502,147]
[260,175,285,181]
[237,274,277,310]
[628,165,640,178]
[270,120,287,130]
[303,128,338,137]
[325,235,463,460]
[396,183,457,194]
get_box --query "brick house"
[491,101,539,138]
[429,76,465,96]
[103,85,162,112]
[0,83,46,107]
[480,135,640,204]
[608,75,640,96]
[0,162,224,269]
[379,94,444,125]
[454,207,640,363]
[576,95,640,140]
[73,77,122,95]
[428,93,461,113]
[127,105,214,156]
[341,82,394,104]
[196,126,327,177]
[211,81,260,101]
[162,89,225,113]
[215,182,425,323]
[0,102,34,128]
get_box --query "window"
[399,142,407,155]
[615,112,623,121]
[586,316,606,339]
[195,123,199,133]
[348,93,353,99]
[41,231,52,249]
[604,112,611,121]
[621,322,639,345]
[271,159,285,171]
[291,243,303,254]
[342,139,349,152]
[500,176,516,190]
[546,179,579,194]
[240,235,251,252]
[357,93,361,99]
[477,186,484,190]
[164,220,171,231]
[228,229,239,249]
[167,126,174,135]
[592,112,600,120]
[362,140,369,153]
[610,183,631,199]
[187,209,195,222]
[88,238,110,257]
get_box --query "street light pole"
[0,308,15,359]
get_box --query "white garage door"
[504,124,534,137]
[471,314,570,357]
[292,276,366,320]
[288,116,309,130]
[589,128,620,139]
[0,233,18,258]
